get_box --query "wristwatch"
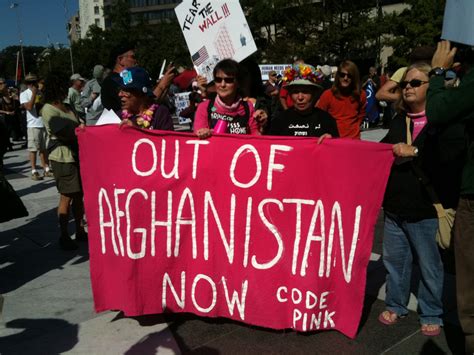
[429,67,446,77]
[413,146,419,156]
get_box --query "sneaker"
[44,170,54,178]
[31,171,44,181]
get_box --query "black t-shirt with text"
[269,107,339,138]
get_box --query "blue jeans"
[383,212,444,325]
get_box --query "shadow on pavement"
[443,322,466,354]
[124,325,184,355]
[0,207,89,294]
[0,318,79,354]
[14,179,56,198]
[420,339,447,354]
[116,312,222,354]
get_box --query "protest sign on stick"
[78,126,394,338]
[442,0,474,46]
[259,64,292,80]
[175,1,257,82]
[174,92,192,125]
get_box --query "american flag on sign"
[192,46,209,66]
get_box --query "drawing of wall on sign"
[175,1,257,83]
[214,24,235,59]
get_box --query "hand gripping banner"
[77,125,394,338]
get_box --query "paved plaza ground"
[0,128,466,354]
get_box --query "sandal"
[378,310,401,325]
[421,324,441,337]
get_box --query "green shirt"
[426,68,474,195]
[41,103,80,163]
[66,87,84,115]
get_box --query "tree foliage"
[0,0,449,81]
[382,0,446,68]
[242,0,381,65]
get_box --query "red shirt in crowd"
[279,85,294,109]
[316,89,367,139]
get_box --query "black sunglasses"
[214,77,235,84]
[399,79,428,89]
[338,72,352,79]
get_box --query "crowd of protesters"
[0,37,473,353]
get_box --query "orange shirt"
[316,89,367,139]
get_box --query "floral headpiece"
[283,64,323,87]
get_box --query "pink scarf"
[407,110,427,141]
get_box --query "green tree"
[0,45,47,80]
[242,0,380,65]
[382,0,446,67]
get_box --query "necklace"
[122,103,159,129]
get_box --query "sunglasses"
[214,77,235,84]
[121,53,136,60]
[399,79,428,89]
[338,72,352,79]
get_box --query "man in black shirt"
[101,44,138,114]
[269,64,339,139]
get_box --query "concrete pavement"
[0,129,465,354]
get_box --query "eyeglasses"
[270,74,277,77]
[399,79,428,89]
[338,72,352,79]
[121,53,136,60]
[119,90,132,97]
[214,77,235,84]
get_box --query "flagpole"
[10,2,26,78]
[63,0,75,75]
[15,51,20,86]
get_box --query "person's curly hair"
[43,74,70,104]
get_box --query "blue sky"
[0,0,78,50]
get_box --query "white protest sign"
[96,108,121,126]
[259,64,291,80]
[175,1,257,82]
[442,0,474,46]
[174,91,192,125]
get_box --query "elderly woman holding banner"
[269,64,339,140]
[118,67,174,131]
[379,62,465,336]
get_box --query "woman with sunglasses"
[316,60,366,139]
[194,59,265,138]
[378,62,462,336]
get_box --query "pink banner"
[77,125,394,338]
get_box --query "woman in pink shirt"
[194,59,266,138]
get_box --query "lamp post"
[10,2,26,78]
